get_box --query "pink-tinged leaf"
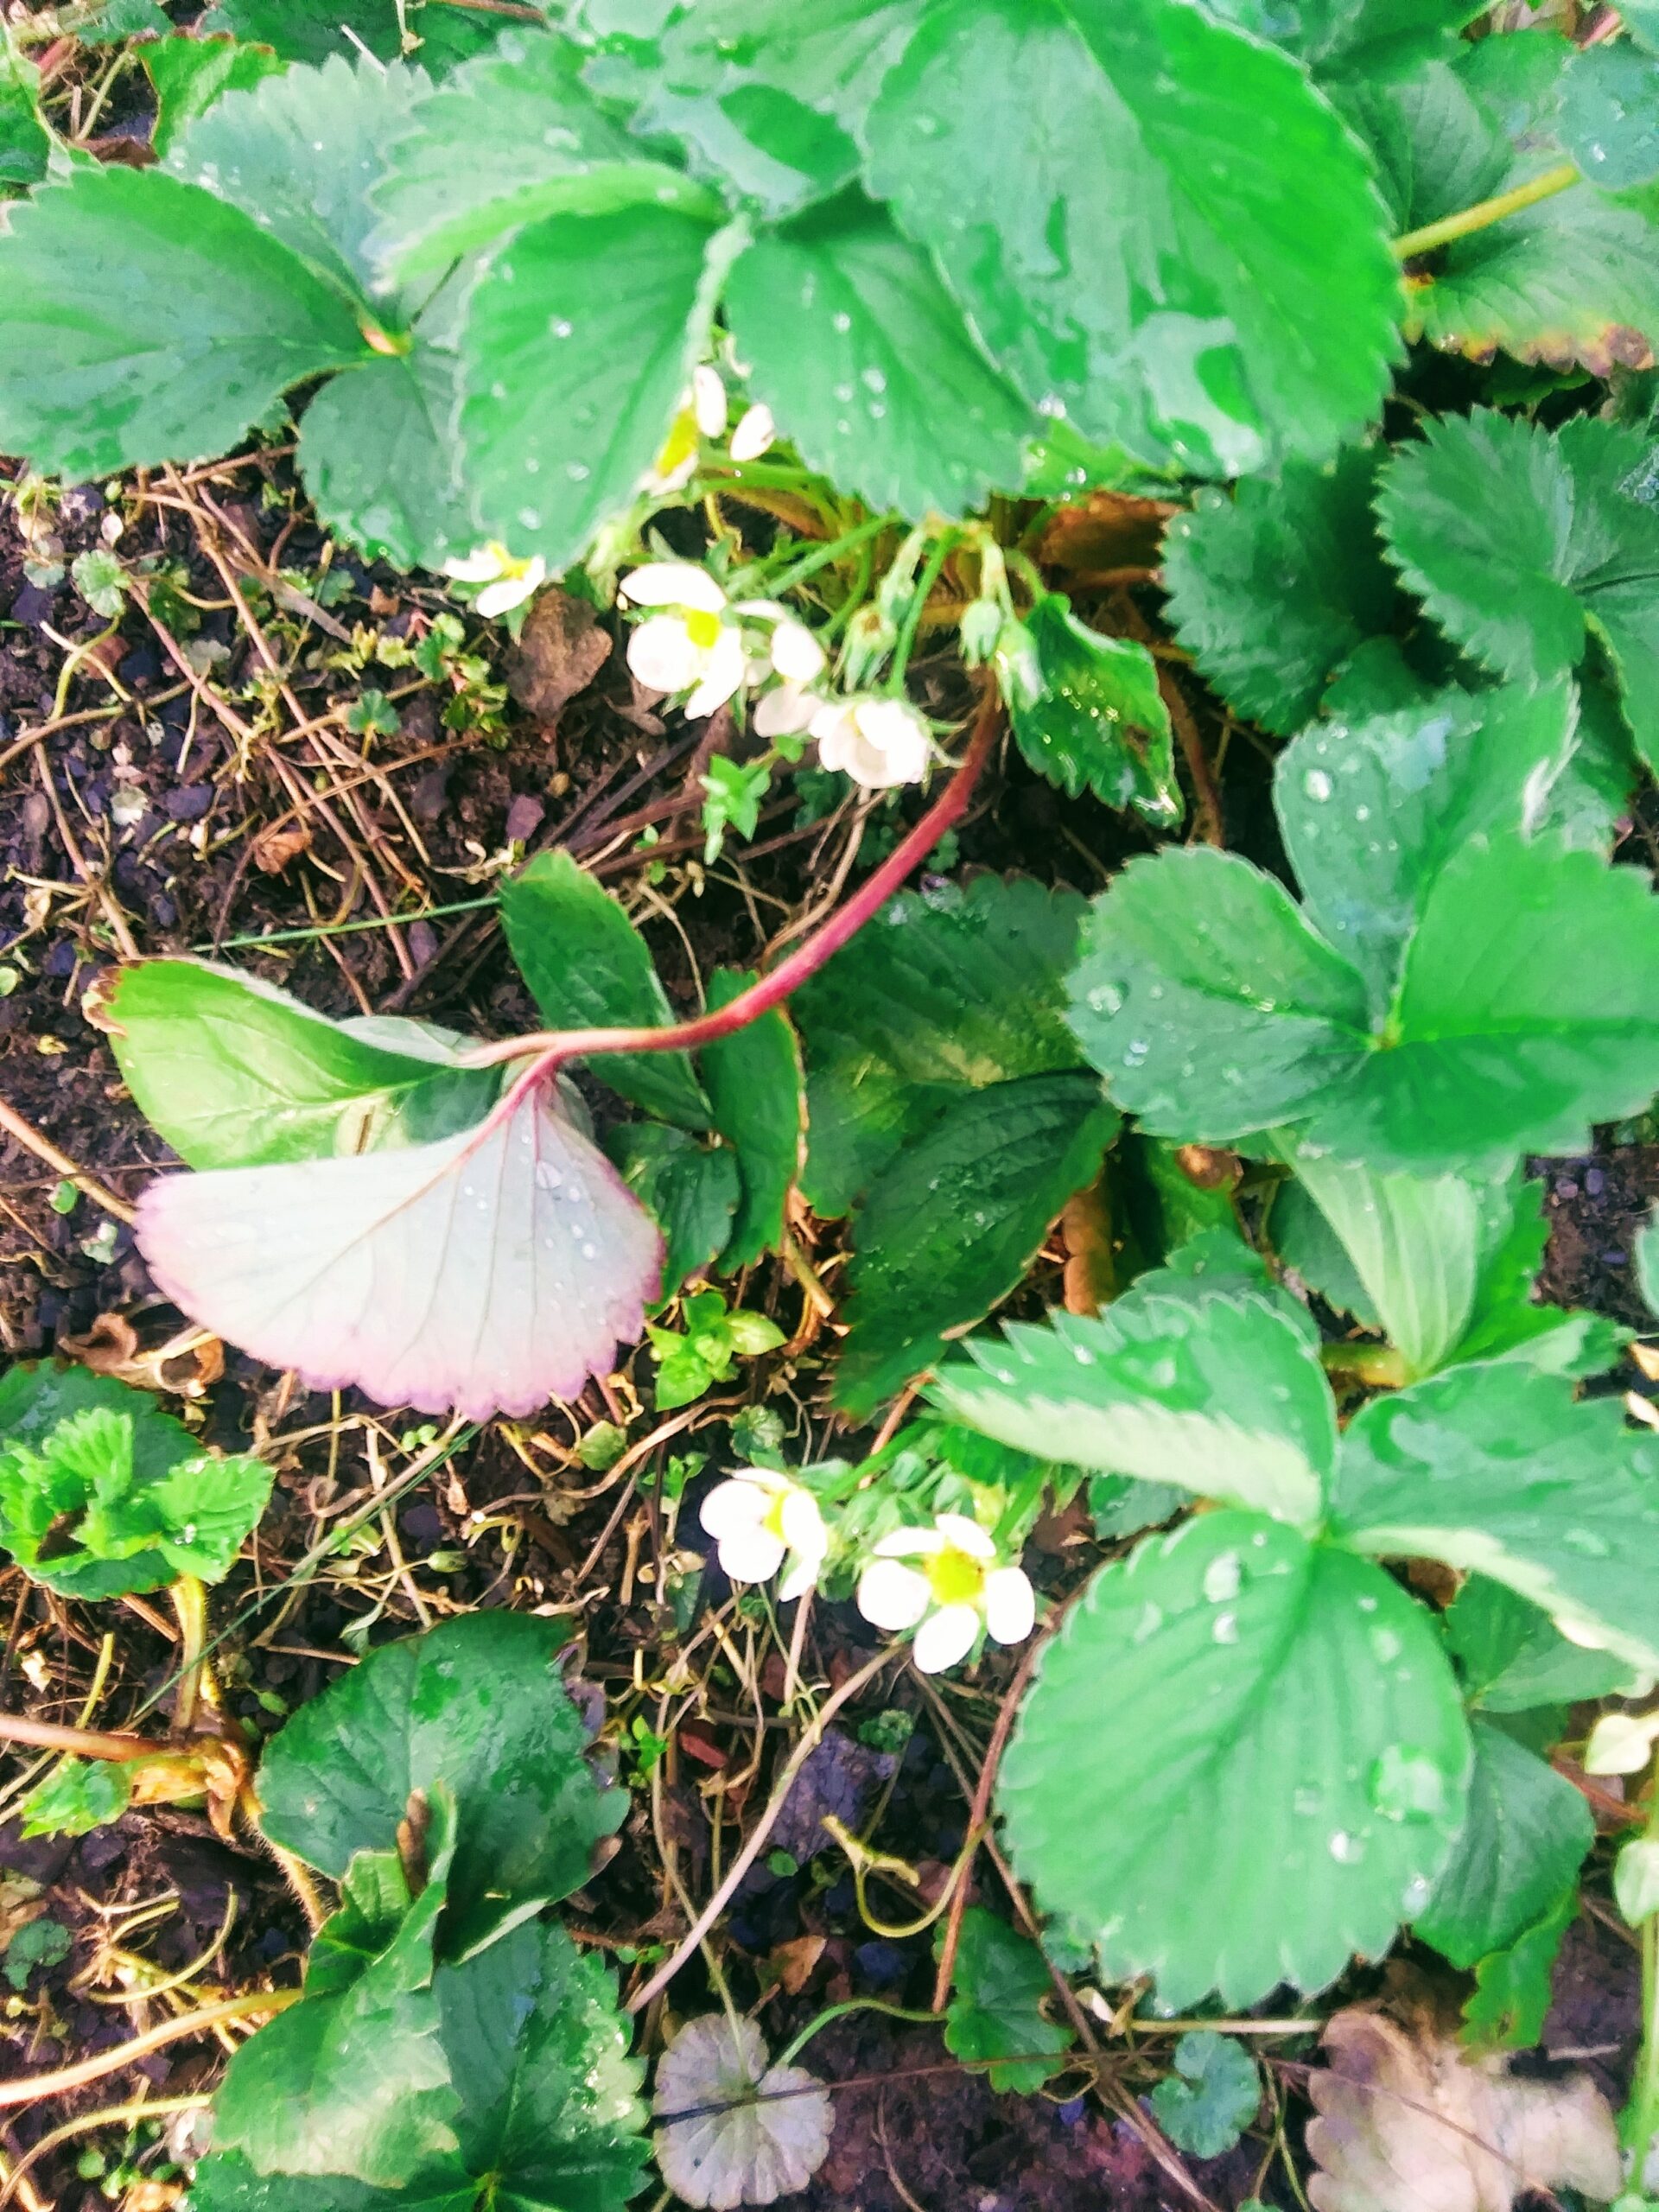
[135,1077,663,1419]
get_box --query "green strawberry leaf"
[1268,1181,1380,1328]
[296,340,475,572]
[1149,2031,1261,2159]
[0,46,49,187]
[1009,594,1179,823]
[459,201,723,569]
[615,0,923,144]
[1196,0,1481,81]
[700,969,803,1272]
[1459,1886,1577,2051]
[108,959,499,1170]
[214,1790,462,2187]
[997,1512,1471,2007]
[255,1614,624,1962]
[863,0,1400,475]
[143,35,287,160]
[938,1907,1075,2094]
[835,1072,1120,1420]
[722,193,1035,517]
[606,1124,741,1303]
[1445,1576,1634,1714]
[0,165,366,481]
[1332,1362,1659,1673]
[500,851,712,1129]
[931,1286,1335,1529]
[19,1757,135,1840]
[1414,1719,1592,1968]
[793,874,1088,1217]
[1559,42,1659,191]
[1377,412,1659,770]
[368,29,703,284]
[197,0,515,69]
[1160,448,1402,735]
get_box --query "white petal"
[732,598,790,622]
[693,364,728,438]
[627,615,705,696]
[913,1605,981,1674]
[857,1559,931,1630]
[474,559,543,619]
[808,699,856,747]
[872,1525,941,1559]
[720,1525,788,1584]
[772,619,827,684]
[753,683,821,739]
[853,698,931,785]
[683,626,747,718]
[983,1567,1036,1646]
[780,1487,826,1558]
[729,402,776,462]
[778,1554,818,1603]
[700,1478,769,1541]
[934,1512,995,1560]
[619,562,728,613]
[443,546,502,583]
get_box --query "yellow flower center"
[683,607,723,651]
[655,407,699,479]
[762,1491,791,1541]
[926,1544,987,1609]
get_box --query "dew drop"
[1203,1551,1242,1604]
[1302,768,1332,802]
[1369,1745,1449,1824]
[1327,1829,1366,1864]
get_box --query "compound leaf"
[938,1908,1075,2094]
[257,1613,624,1962]
[998,1513,1470,2007]
[1414,1719,1593,1969]
[864,0,1400,475]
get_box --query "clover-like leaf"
[257,1613,624,1961]
[1149,2031,1261,2159]
[652,2014,831,2210]
[932,1285,1335,1529]
[1332,1361,1659,1673]
[938,1907,1075,2094]
[998,1512,1471,2007]
[1009,594,1179,822]
[134,1069,662,1421]
[863,0,1401,475]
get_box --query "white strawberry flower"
[620,565,829,723]
[856,1512,1035,1674]
[729,402,777,463]
[753,682,823,739]
[442,542,546,619]
[810,696,931,789]
[700,1467,828,1602]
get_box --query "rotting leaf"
[652,2014,832,2210]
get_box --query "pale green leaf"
[1149,2031,1261,2159]
[20,1758,134,1840]
[1560,42,1659,190]
[998,1513,1470,2006]
[1414,1719,1592,1968]
[938,1908,1075,2094]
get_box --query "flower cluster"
[697,1473,1034,1675]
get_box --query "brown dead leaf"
[1037,488,1177,576]
[1060,1176,1116,1314]
[251,819,314,874]
[1306,2006,1623,2212]
[59,1314,224,1399]
[768,1935,826,1996]
[507,588,612,726]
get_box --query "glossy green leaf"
[1377,413,1659,768]
[607,1125,740,1303]
[1446,1575,1634,1714]
[164,55,426,310]
[109,960,498,1170]
[938,1907,1075,2094]
[1161,449,1400,734]
[1448,1181,1628,1379]
[368,30,701,283]
[1332,1361,1659,1673]
[1009,594,1179,823]
[256,1614,624,1961]
[0,1363,270,1600]
[1149,2031,1261,2159]
[1459,1885,1577,2051]
[197,0,511,69]
[1269,1181,1379,1327]
[1560,42,1659,190]
[215,1793,461,2187]
[0,46,48,186]
[932,1285,1335,1528]
[700,969,802,1272]
[460,202,721,569]
[500,851,711,1129]
[1196,0,1480,81]
[998,1513,1471,2007]
[836,1073,1119,1420]
[19,1758,134,1841]
[0,166,366,480]
[794,874,1087,1217]
[143,35,287,160]
[1627,1,1659,54]
[297,345,474,571]
[723,194,1033,518]
[1414,1719,1592,1968]
[626,0,923,143]
[863,0,1401,475]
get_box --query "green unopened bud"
[958,595,1004,665]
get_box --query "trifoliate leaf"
[863,0,1401,475]
[257,1613,623,1961]
[652,2014,832,2209]
[368,30,699,283]
[723,194,1034,518]
[1149,2031,1261,2159]
[1161,448,1401,734]
[460,201,721,569]
[1414,1719,1592,1968]
[997,1512,1471,2007]
[932,1287,1336,1528]
[1377,412,1659,770]
[500,851,712,1129]
[1008,594,1179,822]
[938,1907,1075,2094]
[1444,1577,1632,1714]
[1332,1361,1659,1673]
[794,874,1088,1216]
[0,166,366,481]
[1559,41,1659,190]
[700,969,803,1272]
[110,959,499,1170]
[607,1124,741,1303]
[836,1072,1119,1419]
[135,1074,662,1421]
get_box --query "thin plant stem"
[773,1999,943,2074]
[0,1713,169,1762]
[0,1990,299,2107]
[887,531,962,696]
[760,512,895,598]
[1394,161,1579,259]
